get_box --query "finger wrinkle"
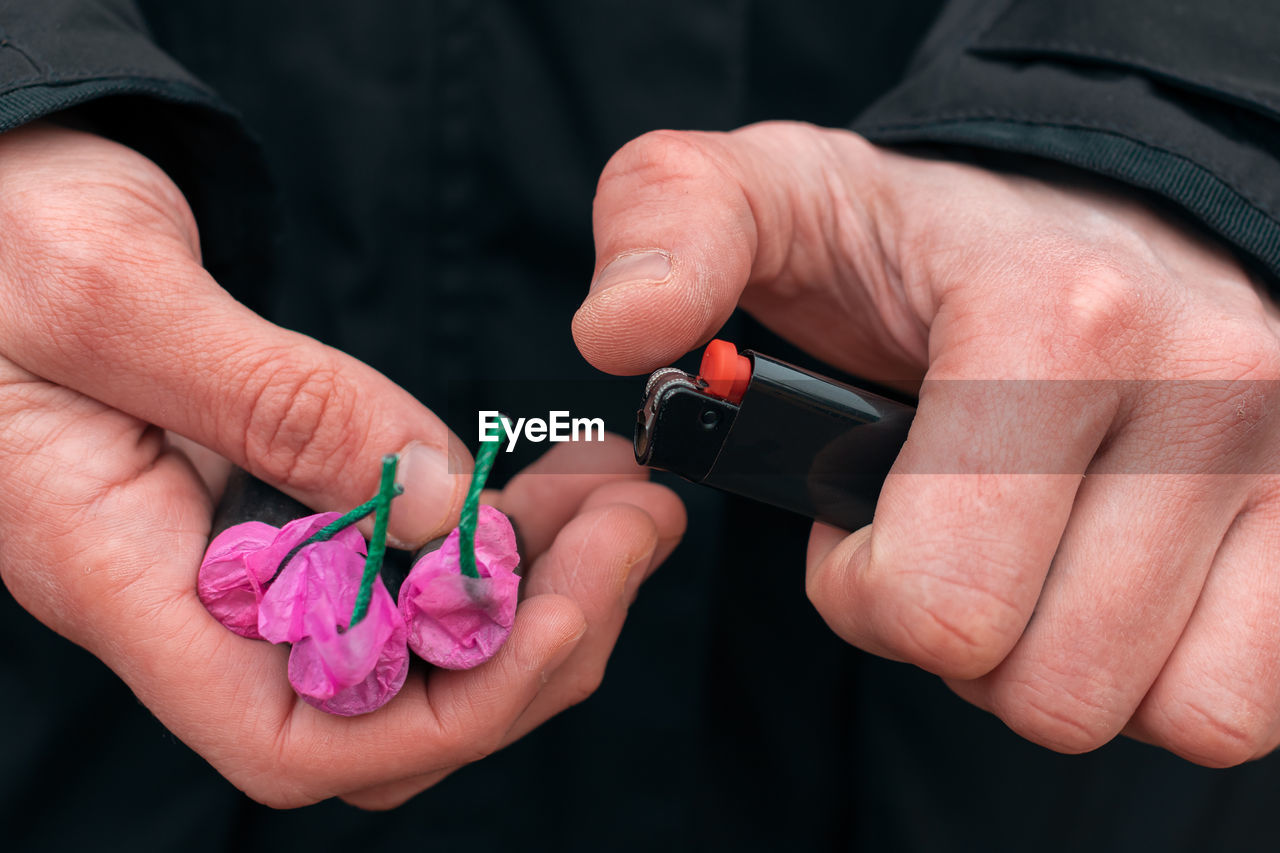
[1158,694,1267,764]
[1013,690,1116,752]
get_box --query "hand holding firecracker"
[0,123,684,808]
[199,423,525,715]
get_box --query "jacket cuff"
[0,1,273,300]
[853,0,1280,281]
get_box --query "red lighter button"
[699,339,752,403]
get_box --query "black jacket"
[3,2,1280,851]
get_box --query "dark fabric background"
[5,1,1280,850]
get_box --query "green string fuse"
[349,454,401,626]
[270,490,396,583]
[458,417,508,579]
[268,454,404,628]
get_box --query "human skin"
[575,121,1280,767]
[0,123,685,808]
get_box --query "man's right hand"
[575,121,1280,766]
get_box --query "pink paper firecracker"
[198,513,354,640]
[398,505,521,670]
[259,528,409,716]
[199,452,514,714]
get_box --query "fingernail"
[590,250,671,295]
[540,626,586,683]
[388,441,466,547]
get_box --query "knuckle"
[1146,688,1273,767]
[228,754,318,809]
[8,229,125,342]
[1168,320,1280,395]
[1217,322,1280,380]
[237,352,363,491]
[806,572,866,650]
[1179,381,1276,464]
[341,788,416,812]
[239,779,316,810]
[1048,264,1152,367]
[879,595,1008,678]
[428,698,505,767]
[1128,336,1280,469]
[866,546,1028,678]
[238,780,295,810]
[990,668,1124,754]
[451,727,505,767]
[238,724,349,807]
[0,205,200,361]
[599,129,725,197]
[5,172,191,268]
[564,667,606,708]
[804,560,838,614]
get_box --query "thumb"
[572,122,885,375]
[572,128,765,375]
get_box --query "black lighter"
[634,340,916,531]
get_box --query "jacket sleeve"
[0,0,271,297]
[853,0,1280,281]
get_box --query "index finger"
[0,125,467,547]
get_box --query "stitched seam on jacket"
[0,77,227,125]
[0,68,204,90]
[0,32,41,75]
[973,39,1280,115]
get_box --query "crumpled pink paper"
[398,505,521,670]
[260,527,408,716]
[255,516,366,645]
[287,581,409,716]
[198,513,354,639]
